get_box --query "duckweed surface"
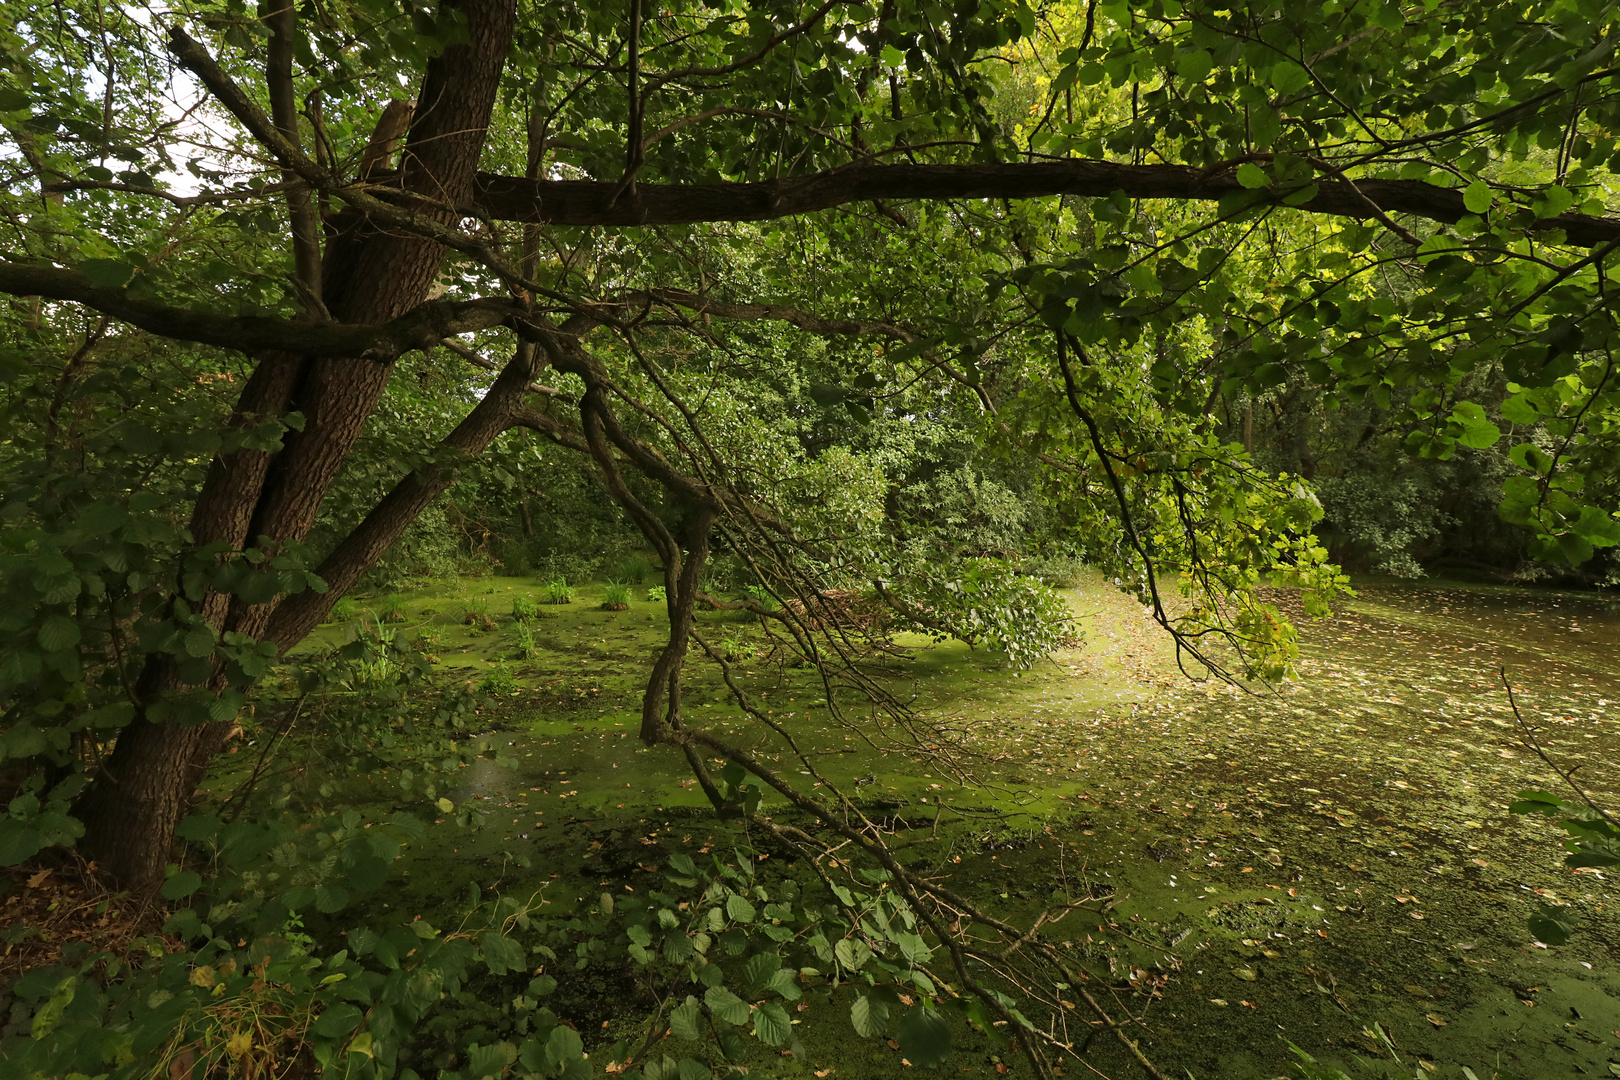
[293,575,1619,1079]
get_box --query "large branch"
[0,261,519,358]
[600,288,916,339]
[472,161,1620,246]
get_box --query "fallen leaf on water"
[1425,1013,1446,1027]
[1209,998,1228,1007]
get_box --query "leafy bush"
[648,584,667,603]
[602,582,631,610]
[719,629,757,662]
[742,582,778,609]
[615,554,653,584]
[479,661,517,694]
[328,597,358,624]
[1030,555,1088,589]
[892,558,1078,669]
[415,627,443,659]
[511,594,538,623]
[346,614,403,689]
[543,577,574,604]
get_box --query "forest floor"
[286,572,1620,1080]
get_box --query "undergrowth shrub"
[892,558,1078,668]
[614,554,653,584]
[601,582,631,610]
[543,577,574,605]
[512,595,538,623]
[479,661,517,694]
[461,598,494,631]
[513,623,537,660]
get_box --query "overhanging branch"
[472,161,1620,246]
[0,261,519,358]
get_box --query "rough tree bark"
[73,0,517,888]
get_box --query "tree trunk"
[74,0,516,888]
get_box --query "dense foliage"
[2,0,1619,1075]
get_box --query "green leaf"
[160,870,203,900]
[1268,61,1310,95]
[480,930,526,975]
[1236,163,1270,189]
[678,1057,712,1080]
[894,932,932,963]
[670,999,703,1041]
[547,1022,584,1063]
[1176,48,1214,83]
[704,985,751,1026]
[1528,904,1576,946]
[311,1001,363,1039]
[835,938,871,972]
[753,1002,792,1046]
[466,1042,513,1079]
[726,893,756,923]
[897,1004,952,1067]
[1449,402,1500,448]
[1462,180,1493,215]
[743,951,780,990]
[182,627,215,658]
[0,821,44,866]
[1509,790,1564,815]
[851,993,889,1037]
[36,615,81,652]
[881,45,904,67]
[314,885,350,913]
[767,967,802,1000]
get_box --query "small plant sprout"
[380,593,407,623]
[512,594,538,623]
[647,584,667,603]
[543,577,575,604]
[602,582,631,611]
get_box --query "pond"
[322,575,1620,1079]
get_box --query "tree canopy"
[2,0,1619,1074]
